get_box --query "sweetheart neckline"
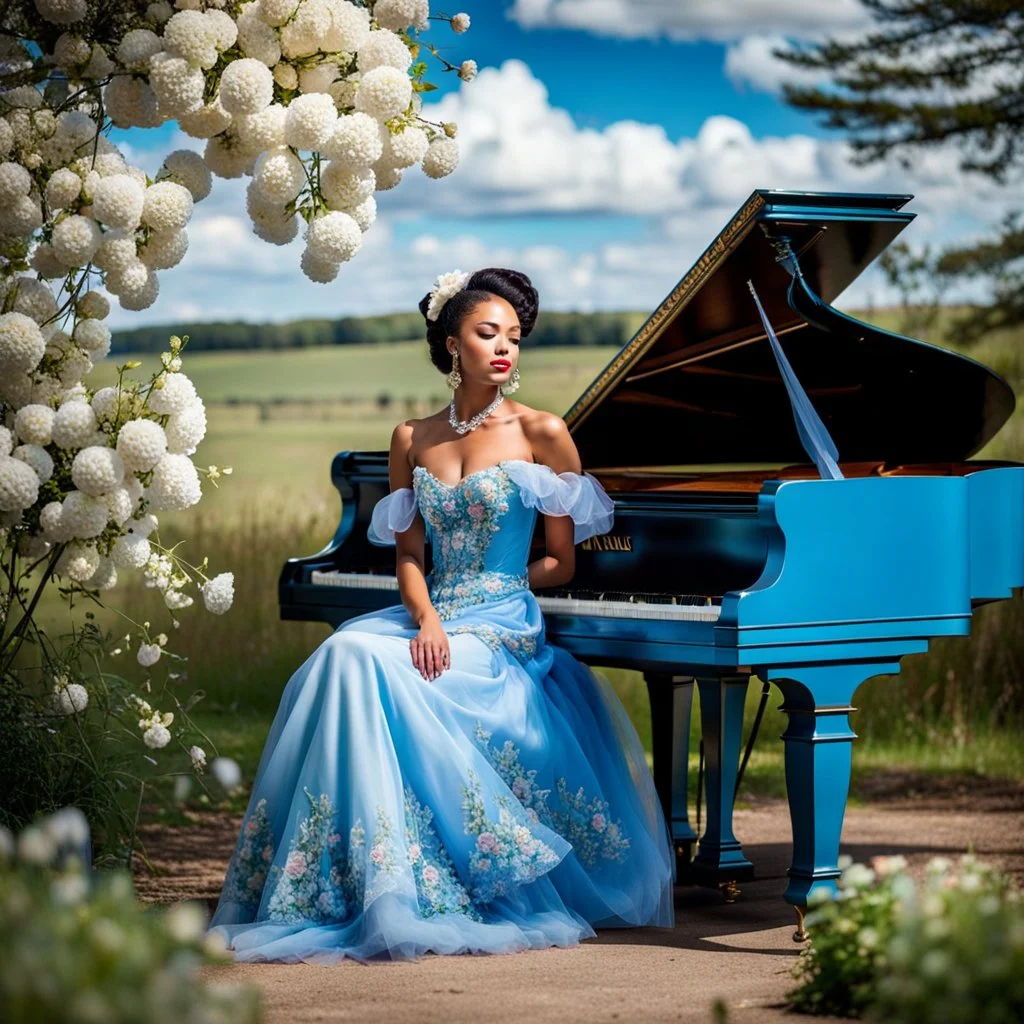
[412,458,536,490]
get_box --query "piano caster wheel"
[720,880,740,904]
[793,905,809,943]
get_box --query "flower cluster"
[129,692,174,749]
[2,1,474,290]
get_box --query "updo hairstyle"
[418,267,539,375]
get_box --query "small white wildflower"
[457,59,477,82]
[143,722,171,749]
[189,745,207,771]
[451,12,470,32]
[50,680,89,715]
[200,571,234,614]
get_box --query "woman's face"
[448,295,520,387]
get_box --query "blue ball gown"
[206,458,676,963]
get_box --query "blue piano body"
[279,190,1024,936]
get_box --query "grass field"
[20,303,1024,820]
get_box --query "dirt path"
[133,778,1024,1024]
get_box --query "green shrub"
[0,807,262,1024]
[788,853,1024,1022]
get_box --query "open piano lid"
[563,190,1015,471]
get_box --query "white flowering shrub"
[1,1,472,289]
[0,808,263,1023]
[787,853,1024,1021]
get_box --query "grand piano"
[279,189,1024,938]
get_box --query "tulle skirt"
[206,593,676,964]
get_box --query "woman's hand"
[410,610,450,682]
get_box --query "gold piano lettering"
[580,535,632,552]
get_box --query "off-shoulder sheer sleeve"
[503,461,614,543]
[366,486,417,546]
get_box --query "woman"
[206,267,676,964]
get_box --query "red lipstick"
[490,359,511,370]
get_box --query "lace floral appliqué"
[472,722,631,869]
[221,797,275,909]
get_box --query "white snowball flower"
[451,12,470,32]
[148,371,197,414]
[84,555,117,591]
[44,167,82,209]
[272,61,299,90]
[162,11,218,68]
[92,151,129,177]
[34,0,88,26]
[10,277,57,326]
[143,723,171,749]
[115,266,161,312]
[325,0,371,51]
[249,199,299,245]
[13,444,54,483]
[0,120,12,158]
[304,210,361,264]
[165,399,207,454]
[422,136,459,179]
[117,418,168,471]
[0,194,43,236]
[91,386,126,422]
[148,452,202,510]
[322,111,383,168]
[219,57,275,115]
[284,92,337,150]
[103,75,164,130]
[0,426,12,457]
[189,745,207,770]
[257,0,299,27]
[51,680,89,715]
[373,0,428,32]
[235,102,288,154]
[200,572,234,614]
[203,129,251,179]
[15,404,54,445]
[111,532,151,569]
[252,145,305,203]
[56,540,100,581]
[280,0,332,59]
[373,163,402,190]
[347,193,376,231]
[297,62,340,94]
[139,228,189,270]
[0,455,40,512]
[106,486,136,525]
[142,181,193,232]
[117,28,163,70]
[204,9,238,50]
[51,214,102,267]
[0,162,32,204]
[176,97,233,139]
[458,59,478,82]
[381,125,427,169]
[39,501,70,543]
[146,0,173,24]
[237,4,281,65]
[127,511,158,538]
[73,319,111,357]
[51,400,98,449]
[91,174,146,230]
[0,313,46,376]
[158,149,212,202]
[354,65,412,122]
[148,52,206,117]
[77,290,110,321]
[321,162,374,209]
[71,446,125,496]
[57,344,93,387]
[356,30,413,73]
[61,490,109,538]
[137,642,162,667]
[92,230,138,272]
[329,73,360,110]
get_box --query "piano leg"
[643,672,698,884]
[767,661,899,924]
[691,675,755,897]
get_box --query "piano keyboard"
[309,570,722,622]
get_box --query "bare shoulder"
[513,402,581,474]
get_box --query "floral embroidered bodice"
[367,459,614,664]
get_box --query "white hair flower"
[426,269,471,321]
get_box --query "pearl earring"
[446,349,462,391]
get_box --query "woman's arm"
[389,422,450,681]
[523,412,579,590]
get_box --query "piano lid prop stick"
[747,279,845,481]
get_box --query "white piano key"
[309,570,722,622]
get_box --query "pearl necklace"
[449,390,504,435]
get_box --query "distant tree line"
[111,310,644,354]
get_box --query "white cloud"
[508,0,869,41]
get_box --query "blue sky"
[110,0,1017,328]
